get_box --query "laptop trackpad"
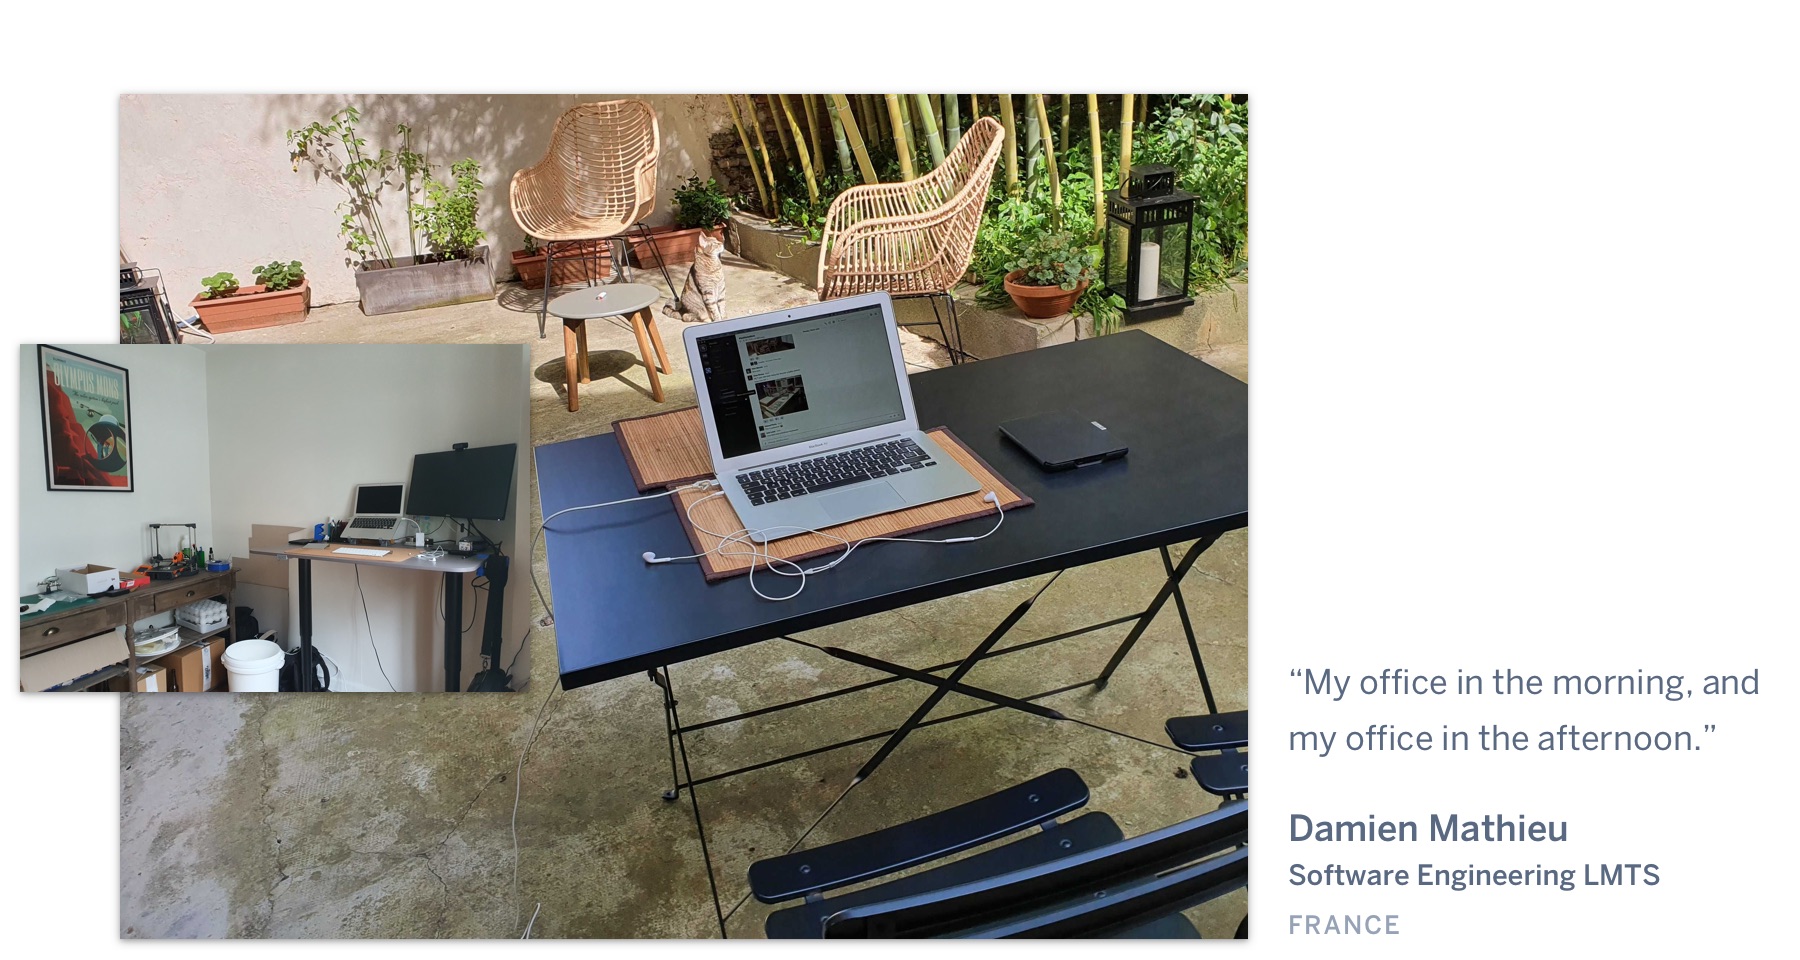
[817,482,906,524]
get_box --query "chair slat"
[748,767,1089,904]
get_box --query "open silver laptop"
[342,482,406,539]
[683,292,980,542]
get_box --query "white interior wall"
[202,344,531,692]
[119,93,731,308]
[16,345,214,640]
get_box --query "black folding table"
[536,330,1248,932]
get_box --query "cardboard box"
[167,637,228,692]
[57,564,120,595]
[106,664,170,692]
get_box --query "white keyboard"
[332,547,391,557]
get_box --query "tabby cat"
[662,233,726,322]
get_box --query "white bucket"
[222,639,284,692]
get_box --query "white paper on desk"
[20,627,129,691]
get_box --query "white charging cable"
[643,491,1007,602]
[530,480,719,618]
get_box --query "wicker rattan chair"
[817,115,1005,363]
[511,100,676,338]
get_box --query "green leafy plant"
[252,260,305,291]
[288,107,430,267]
[411,158,485,261]
[520,234,539,255]
[672,174,733,230]
[199,272,240,299]
[1003,227,1098,290]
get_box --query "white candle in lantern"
[1137,240,1161,301]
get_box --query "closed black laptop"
[999,411,1128,471]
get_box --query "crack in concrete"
[252,699,286,934]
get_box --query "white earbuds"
[984,491,999,503]
[642,551,658,563]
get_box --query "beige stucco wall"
[119,94,733,308]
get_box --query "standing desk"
[248,532,489,692]
[537,331,1248,928]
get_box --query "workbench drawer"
[153,580,225,614]
[21,605,125,658]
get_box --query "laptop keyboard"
[737,438,937,506]
[347,518,398,531]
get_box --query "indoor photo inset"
[18,343,531,693]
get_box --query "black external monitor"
[406,443,518,521]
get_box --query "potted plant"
[289,109,495,315]
[188,262,311,333]
[627,174,733,267]
[1002,228,1098,319]
[511,234,621,288]
[349,157,497,315]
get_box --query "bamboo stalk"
[863,95,884,146]
[802,94,824,182]
[944,93,962,149]
[912,93,946,168]
[930,94,945,139]
[768,95,795,166]
[830,94,879,185]
[1059,94,1071,161]
[1119,93,1135,199]
[1032,94,1062,229]
[998,95,1019,197]
[1023,102,1041,182]
[884,94,916,180]
[745,94,781,210]
[726,94,772,216]
[778,94,820,207]
[824,94,853,178]
[1088,93,1105,243]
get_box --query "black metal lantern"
[1102,169,1196,318]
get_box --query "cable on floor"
[513,681,564,937]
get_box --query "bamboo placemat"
[615,406,711,492]
[670,428,1031,582]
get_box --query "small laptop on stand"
[683,292,981,542]
[342,482,407,541]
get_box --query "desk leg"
[297,558,315,693]
[851,572,1061,786]
[1161,544,1219,714]
[1094,532,1218,688]
[443,570,463,693]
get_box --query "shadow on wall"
[119,93,723,308]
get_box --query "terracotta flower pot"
[627,224,727,267]
[1003,270,1089,320]
[190,279,311,333]
[512,241,619,287]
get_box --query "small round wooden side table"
[546,283,667,411]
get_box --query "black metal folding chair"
[1167,709,1249,799]
[748,768,1247,938]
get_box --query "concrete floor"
[123,257,1250,938]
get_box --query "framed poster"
[38,346,133,491]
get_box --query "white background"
[2,1,1795,954]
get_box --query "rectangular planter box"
[512,241,619,288]
[355,246,496,316]
[190,279,310,333]
[626,225,726,268]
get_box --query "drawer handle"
[44,626,60,636]
[185,590,197,598]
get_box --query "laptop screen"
[354,483,405,514]
[694,303,907,459]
